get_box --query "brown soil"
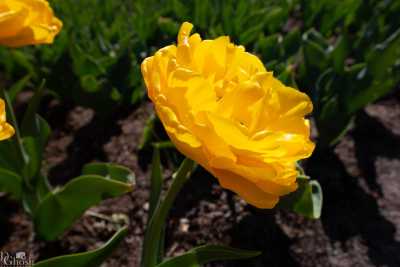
[1,92,400,267]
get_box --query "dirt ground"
[1,91,399,267]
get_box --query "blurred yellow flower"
[0,99,14,141]
[0,0,62,47]
[141,22,315,208]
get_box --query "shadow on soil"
[45,106,133,186]
[167,108,400,267]
[307,110,400,267]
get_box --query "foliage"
[1,0,398,145]
[34,226,128,267]
[141,151,263,266]
[0,86,134,264]
[0,1,399,264]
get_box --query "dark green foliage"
[0,87,134,264]
[0,88,134,241]
[0,0,399,145]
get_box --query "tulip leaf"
[21,137,41,180]
[0,167,23,199]
[35,115,52,148]
[148,147,164,262]
[33,226,128,267]
[239,23,264,46]
[346,27,400,114]
[82,162,135,183]
[367,27,400,80]
[330,35,349,73]
[141,159,196,267]
[148,147,163,217]
[264,6,287,33]
[282,28,301,55]
[303,39,328,70]
[21,81,45,138]
[0,140,23,174]
[278,178,323,219]
[156,245,261,267]
[34,175,133,240]
[138,114,156,150]
[8,74,31,103]
[256,34,280,61]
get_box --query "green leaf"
[139,114,156,150]
[303,29,329,49]
[0,168,23,199]
[34,175,133,241]
[329,35,349,73]
[8,74,31,103]
[303,39,328,70]
[256,34,280,61]
[35,115,52,148]
[20,81,45,138]
[22,137,41,180]
[36,175,51,202]
[0,89,27,169]
[149,147,162,219]
[264,6,287,33]
[156,245,261,267]
[158,17,180,36]
[0,140,23,174]
[82,162,135,183]
[278,177,323,219]
[282,28,301,55]
[239,23,264,46]
[148,147,164,262]
[346,27,400,113]
[20,115,51,180]
[194,0,209,29]
[141,159,196,267]
[33,226,128,267]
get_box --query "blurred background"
[0,0,399,266]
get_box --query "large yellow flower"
[0,0,62,47]
[0,99,14,141]
[141,22,315,208]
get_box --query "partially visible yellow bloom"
[0,0,62,47]
[141,22,315,208]
[0,99,14,141]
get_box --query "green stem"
[141,158,195,267]
[0,89,28,167]
[148,147,162,219]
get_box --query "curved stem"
[141,158,195,267]
[0,89,27,165]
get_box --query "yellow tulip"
[0,0,62,47]
[141,22,315,208]
[0,99,14,141]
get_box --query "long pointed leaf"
[141,158,195,267]
[8,74,31,103]
[156,245,261,267]
[149,147,162,218]
[21,81,45,137]
[33,226,128,267]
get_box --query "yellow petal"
[0,0,62,47]
[0,99,14,141]
[213,168,280,209]
[140,22,315,209]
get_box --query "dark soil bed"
[1,92,400,267]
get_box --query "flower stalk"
[141,158,195,267]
